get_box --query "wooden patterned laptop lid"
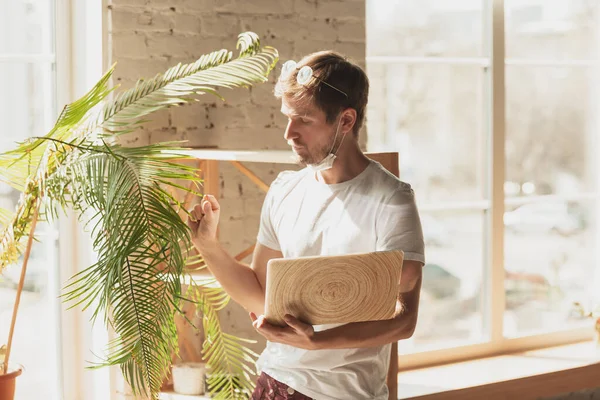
[264,250,404,326]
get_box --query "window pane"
[0,0,54,54]
[505,66,597,195]
[401,210,485,352]
[504,200,598,336]
[0,1,61,398]
[367,63,486,202]
[0,62,55,151]
[506,0,598,60]
[0,225,61,399]
[367,0,484,57]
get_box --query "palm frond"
[189,282,258,399]
[237,32,262,58]
[0,208,14,229]
[56,142,201,398]
[0,31,276,399]
[95,33,278,133]
[0,67,114,192]
[0,198,33,272]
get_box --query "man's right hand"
[185,193,280,315]
[187,194,220,253]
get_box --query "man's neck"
[315,139,370,185]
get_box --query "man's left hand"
[250,312,317,350]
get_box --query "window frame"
[366,0,598,370]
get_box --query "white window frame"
[55,1,112,399]
[367,0,598,370]
[1,2,62,399]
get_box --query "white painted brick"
[218,197,246,220]
[147,126,184,143]
[112,31,148,58]
[113,0,148,6]
[263,37,294,60]
[180,127,221,148]
[113,56,171,81]
[146,32,200,58]
[112,77,138,91]
[215,0,294,15]
[294,16,338,41]
[328,40,365,59]
[213,126,284,149]
[111,7,142,31]
[200,13,241,38]
[293,39,337,58]
[189,37,231,59]
[243,215,261,238]
[112,7,173,32]
[164,0,222,13]
[334,18,366,42]
[318,1,364,19]
[240,15,291,40]
[172,13,202,34]
[249,82,277,106]
[170,103,206,129]
[218,217,245,247]
[140,108,170,130]
[117,129,151,146]
[208,128,252,149]
[245,104,285,129]
[293,0,318,15]
[220,86,252,107]
[208,104,248,129]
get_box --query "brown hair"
[274,51,369,137]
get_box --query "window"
[367,0,599,363]
[0,1,63,399]
[504,0,598,337]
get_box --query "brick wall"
[107,0,366,381]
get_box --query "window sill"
[398,340,600,399]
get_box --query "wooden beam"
[235,244,256,261]
[202,159,219,197]
[366,152,400,400]
[229,161,270,193]
[388,342,398,400]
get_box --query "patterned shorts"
[251,372,314,400]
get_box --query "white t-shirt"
[256,159,425,400]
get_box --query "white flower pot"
[172,362,206,395]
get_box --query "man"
[187,51,425,400]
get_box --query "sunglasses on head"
[278,60,348,98]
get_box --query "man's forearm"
[312,312,417,350]
[199,241,264,315]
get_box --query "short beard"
[294,141,332,166]
[294,119,344,166]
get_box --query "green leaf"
[191,283,258,399]
[0,31,274,399]
[94,34,278,134]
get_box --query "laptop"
[264,250,404,326]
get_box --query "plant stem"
[32,136,114,156]
[3,202,40,374]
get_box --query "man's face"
[281,97,339,165]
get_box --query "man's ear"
[341,108,357,134]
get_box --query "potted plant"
[0,32,277,400]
